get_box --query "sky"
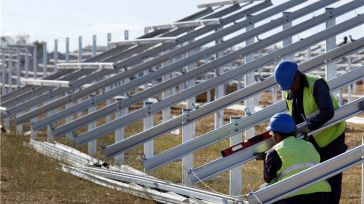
[1,0,363,51]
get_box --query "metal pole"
[182,109,194,185]
[47,89,55,142]
[8,49,13,92]
[245,15,255,139]
[1,51,6,94]
[33,45,37,78]
[54,39,58,73]
[15,47,23,134]
[65,90,74,140]
[77,36,83,118]
[31,45,38,138]
[25,47,29,79]
[229,117,243,195]
[325,8,337,98]
[107,33,112,50]
[16,47,20,89]
[115,96,127,165]
[282,12,292,60]
[65,37,70,63]
[124,30,129,41]
[347,56,352,103]
[144,101,154,167]
[92,35,97,57]
[215,25,224,129]
[43,42,47,77]
[78,36,82,63]
[88,94,97,156]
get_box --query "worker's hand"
[254,152,266,160]
[298,126,311,140]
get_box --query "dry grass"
[0,132,154,204]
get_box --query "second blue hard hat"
[274,61,298,90]
[267,113,297,134]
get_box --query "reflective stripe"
[278,162,317,178]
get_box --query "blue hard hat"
[267,113,297,134]
[274,61,298,90]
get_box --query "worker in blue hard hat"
[274,61,347,204]
[261,113,331,204]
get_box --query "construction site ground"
[1,87,363,204]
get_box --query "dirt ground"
[0,133,155,204]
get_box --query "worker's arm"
[264,149,281,183]
[308,79,335,130]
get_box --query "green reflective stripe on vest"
[285,75,346,147]
[278,162,317,179]
[271,137,331,197]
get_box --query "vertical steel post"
[115,96,127,165]
[54,39,58,73]
[245,15,255,139]
[144,101,154,163]
[8,49,13,92]
[65,37,70,63]
[347,56,352,102]
[30,122,38,140]
[105,33,112,121]
[215,25,224,129]
[31,45,38,138]
[88,94,97,156]
[92,35,97,57]
[42,42,47,77]
[15,47,23,134]
[182,108,194,185]
[124,30,129,40]
[33,45,37,78]
[4,115,10,133]
[47,89,55,142]
[282,12,292,60]
[78,36,82,63]
[65,90,74,140]
[229,117,243,195]
[16,47,20,89]
[325,8,337,99]
[25,47,29,79]
[1,50,6,94]
[77,36,83,118]
[186,29,197,110]
[107,33,112,50]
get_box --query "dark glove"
[297,126,311,140]
[254,152,266,160]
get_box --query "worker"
[262,113,331,204]
[274,61,347,204]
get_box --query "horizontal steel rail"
[187,97,364,184]
[29,1,277,129]
[249,145,364,204]
[51,0,340,137]
[20,79,70,87]
[14,3,250,123]
[145,18,222,30]
[111,37,178,46]
[144,41,364,170]
[102,34,364,159]
[57,62,115,70]
[198,0,262,8]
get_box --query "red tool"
[220,131,271,157]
